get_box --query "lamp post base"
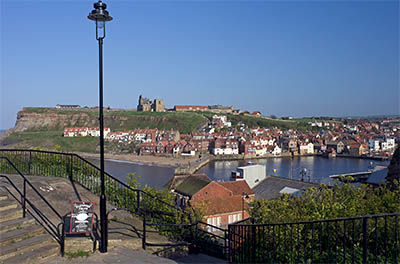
[99,193,107,253]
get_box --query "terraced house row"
[63,115,399,157]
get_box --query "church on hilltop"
[137,95,165,112]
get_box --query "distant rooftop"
[252,176,319,200]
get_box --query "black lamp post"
[88,1,112,253]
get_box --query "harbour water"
[91,156,389,188]
[197,156,389,183]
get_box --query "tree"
[249,181,400,224]
[386,147,400,189]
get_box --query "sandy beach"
[76,152,201,167]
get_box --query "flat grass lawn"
[5,131,99,153]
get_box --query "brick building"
[165,174,254,231]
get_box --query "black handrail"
[238,213,400,226]
[0,149,184,216]
[72,154,181,213]
[0,157,62,219]
[0,175,62,244]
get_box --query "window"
[228,215,232,224]
[233,214,237,223]
[238,214,242,221]
[217,217,221,227]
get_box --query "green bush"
[232,181,400,263]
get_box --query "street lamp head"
[88,1,112,22]
[88,1,112,40]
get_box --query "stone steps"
[0,188,59,264]
[0,207,22,223]
[0,199,18,212]
[0,216,35,234]
[0,193,9,201]
[1,243,58,264]
[0,234,54,260]
[0,222,44,246]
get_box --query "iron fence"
[0,149,182,217]
[0,149,224,256]
[229,213,399,264]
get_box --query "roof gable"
[164,174,211,190]
[174,175,212,197]
[217,181,254,196]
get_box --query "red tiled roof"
[141,142,157,147]
[195,196,249,216]
[217,181,254,196]
[174,105,208,110]
[159,140,169,147]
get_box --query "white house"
[88,127,110,137]
[213,147,239,155]
[299,143,314,155]
[384,137,396,150]
[368,139,380,152]
[255,146,267,156]
[271,145,282,156]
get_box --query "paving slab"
[47,246,227,264]
[47,246,176,264]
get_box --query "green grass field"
[4,131,99,153]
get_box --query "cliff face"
[14,111,98,132]
[11,108,207,134]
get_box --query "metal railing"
[0,157,63,252]
[228,213,399,264]
[106,207,228,259]
[0,149,184,217]
[0,149,216,254]
[196,220,229,258]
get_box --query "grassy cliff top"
[20,107,332,132]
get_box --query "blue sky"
[1,0,399,130]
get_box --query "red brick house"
[140,142,157,154]
[165,174,254,231]
[240,140,256,155]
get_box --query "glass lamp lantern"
[88,1,113,40]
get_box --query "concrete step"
[0,216,35,234]
[0,188,8,199]
[0,194,8,201]
[0,233,54,260]
[1,243,59,264]
[0,207,22,223]
[0,224,43,246]
[0,199,18,212]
